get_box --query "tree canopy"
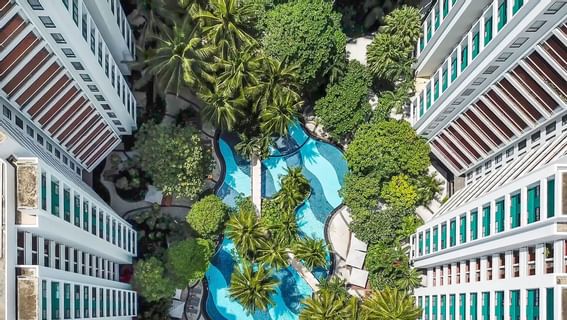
[380,174,418,210]
[345,120,430,179]
[135,122,213,199]
[133,257,175,302]
[314,61,372,141]
[187,195,229,239]
[262,0,347,89]
[166,238,214,286]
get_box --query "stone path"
[346,36,373,65]
[287,253,320,292]
[326,206,353,282]
[251,155,262,215]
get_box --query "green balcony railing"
[510,290,520,320]
[74,195,81,227]
[528,186,540,223]
[496,200,505,232]
[497,2,507,31]
[483,206,491,236]
[510,194,521,228]
[470,210,478,241]
[63,189,71,222]
[51,181,60,216]
[547,179,555,218]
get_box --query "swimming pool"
[205,123,348,319]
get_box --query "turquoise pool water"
[205,123,348,319]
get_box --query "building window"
[62,0,69,9]
[118,127,126,132]
[71,62,84,70]
[26,126,34,138]
[510,37,528,49]
[90,21,96,54]
[95,95,105,102]
[46,142,52,152]
[80,74,92,81]
[39,16,55,28]
[546,122,556,134]
[527,20,546,32]
[15,116,24,129]
[531,131,541,142]
[54,149,61,159]
[506,148,515,157]
[112,120,121,126]
[107,112,117,118]
[72,0,78,25]
[518,139,527,150]
[104,52,109,76]
[496,52,512,62]
[81,6,87,40]
[2,105,11,119]
[97,39,102,65]
[87,85,99,92]
[101,104,111,110]
[51,33,66,44]
[27,0,43,10]
[36,134,44,145]
[62,48,75,58]
[62,156,68,165]
[545,1,566,14]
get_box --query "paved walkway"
[326,206,353,282]
[287,253,320,292]
[346,36,373,65]
[251,155,262,215]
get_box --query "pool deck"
[251,155,262,215]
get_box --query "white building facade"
[1,0,137,173]
[410,0,567,319]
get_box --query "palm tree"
[234,133,272,160]
[275,183,306,211]
[415,173,442,206]
[318,276,349,298]
[293,237,327,270]
[381,6,422,47]
[257,238,289,270]
[226,209,266,258]
[396,268,422,292]
[299,290,355,320]
[214,45,263,97]
[269,210,299,245]
[142,16,214,95]
[193,0,255,58]
[281,167,310,195]
[248,57,302,112]
[197,84,245,131]
[361,288,421,320]
[229,263,279,315]
[366,33,414,83]
[260,94,301,136]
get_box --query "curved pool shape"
[206,123,348,319]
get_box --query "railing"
[411,0,528,124]
[416,0,460,57]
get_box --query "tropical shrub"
[165,238,214,286]
[340,174,381,212]
[381,6,422,47]
[349,208,408,245]
[262,0,347,89]
[293,237,327,270]
[380,174,418,210]
[226,204,266,259]
[229,263,279,315]
[361,287,422,320]
[314,61,372,141]
[345,120,430,179]
[365,242,412,290]
[187,195,229,239]
[135,122,213,199]
[299,290,356,319]
[133,257,175,302]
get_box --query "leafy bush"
[365,242,410,290]
[262,0,347,89]
[314,61,372,141]
[349,208,409,245]
[133,257,175,302]
[340,173,380,212]
[166,238,214,286]
[135,122,213,199]
[187,195,229,239]
[380,174,418,210]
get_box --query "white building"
[409,0,567,319]
[0,0,140,319]
[1,0,137,174]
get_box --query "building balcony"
[410,0,566,137]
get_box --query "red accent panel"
[431,140,463,171]
[544,35,567,69]
[446,126,482,159]
[85,136,118,168]
[464,110,503,146]
[0,32,38,79]
[485,90,527,131]
[72,122,106,154]
[512,66,557,112]
[57,107,94,142]
[454,118,492,154]
[79,130,113,161]
[48,97,87,134]
[0,14,25,48]
[2,48,50,96]
[497,79,542,122]
[474,101,515,139]
[438,133,473,165]
[0,1,13,19]
[65,115,101,148]
[15,62,61,106]
[526,51,566,97]
[27,75,71,118]
[38,87,79,126]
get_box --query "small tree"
[380,174,418,210]
[262,0,347,89]
[187,195,229,239]
[133,257,175,302]
[381,6,422,48]
[361,288,422,320]
[166,238,214,286]
[135,122,213,200]
[314,61,372,141]
[349,208,406,245]
[293,237,327,270]
[340,174,381,212]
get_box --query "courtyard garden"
[118,0,441,318]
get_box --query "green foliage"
[414,172,442,206]
[299,289,356,320]
[314,61,372,141]
[381,6,421,47]
[260,199,299,245]
[365,242,412,290]
[397,214,423,240]
[361,288,422,320]
[229,263,279,315]
[349,208,408,245]
[135,122,213,199]
[262,0,347,89]
[226,202,266,259]
[257,238,289,270]
[133,257,175,302]
[345,120,430,179]
[166,238,214,286]
[274,167,310,211]
[372,86,411,122]
[380,174,418,210]
[340,174,380,212]
[293,237,327,270]
[187,195,229,239]
[317,276,349,299]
